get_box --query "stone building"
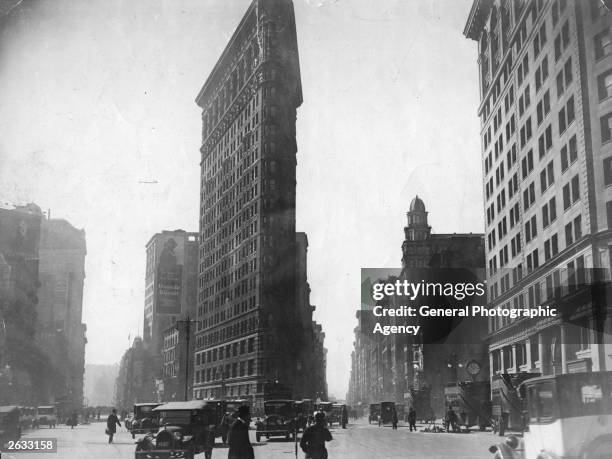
[193,0,326,407]
[113,337,157,412]
[0,204,46,405]
[36,216,87,413]
[464,0,612,386]
[346,197,487,417]
[143,230,199,356]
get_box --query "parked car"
[129,403,160,439]
[488,371,612,459]
[134,400,223,459]
[34,406,57,428]
[0,406,22,446]
[256,400,296,442]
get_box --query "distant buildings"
[346,197,486,417]
[192,0,326,407]
[114,229,200,406]
[160,319,194,401]
[464,0,612,383]
[114,337,157,411]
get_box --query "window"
[510,202,521,228]
[525,214,538,243]
[556,57,573,98]
[537,90,551,125]
[595,29,612,60]
[511,233,522,257]
[535,56,549,92]
[522,149,534,178]
[558,96,575,133]
[542,196,557,228]
[607,201,612,228]
[562,175,580,209]
[561,135,578,171]
[598,70,612,100]
[538,124,553,158]
[524,181,536,209]
[574,214,582,240]
[520,117,533,148]
[601,112,612,142]
[604,157,612,185]
[544,234,559,261]
[565,221,574,245]
[540,160,555,192]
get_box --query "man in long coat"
[228,405,254,459]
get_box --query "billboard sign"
[155,235,184,315]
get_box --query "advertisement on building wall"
[155,236,184,315]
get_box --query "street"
[3,420,496,459]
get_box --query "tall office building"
[464,0,612,391]
[193,0,304,406]
[37,217,87,412]
[143,230,199,355]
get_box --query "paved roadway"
[2,420,496,459]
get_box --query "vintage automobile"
[0,406,22,446]
[134,400,224,459]
[368,403,380,424]
[444,380,491,431]
[255,400,296,442]
[488,371,612,459]
[18,406,35,430]
[315,402,334,425]
[34,405,57,428]
[379,401,396,426]
[129,403,161,439]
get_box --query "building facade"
[0,204,45,405]
[193,0,322,406]
[37,217,87,413]
[113,337,157,412]
[160,320,195,402]
[346,197,486,417]
[464,0,612,385]
[143,230,199,356]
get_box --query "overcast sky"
[0,0,482,399]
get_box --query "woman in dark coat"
[228,405,254,459]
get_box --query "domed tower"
[405,195,431,241]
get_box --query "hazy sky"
[0,0,482,398]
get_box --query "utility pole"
[176,317,196,401]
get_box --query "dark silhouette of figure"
[408,407,417,432]
[300,412,333,459]
[228,405,254,459]
[106,409,121,444]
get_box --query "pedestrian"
[97,410,100,421]
[70,411,78,429]
[391,409,398,430]
[341,405,348,429]
[220,411,232,444]
[445,407,457,433]
[202,423,216,459]
[300,411,332,459]
[408,407,416,432]
[106,408,122,444]
[228,405,254,459]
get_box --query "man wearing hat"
[228,405,254,459]
[300,411,333,459]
